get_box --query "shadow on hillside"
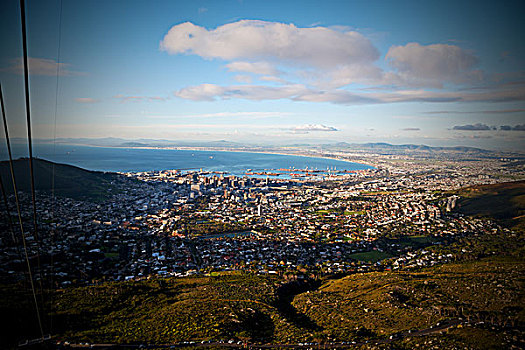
[274,279,323,331]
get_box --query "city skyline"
[1,0,524,150]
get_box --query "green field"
[398,235,438,246]
[344,210,365,215]
[349,250,392,263]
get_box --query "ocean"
[3,143,373,176]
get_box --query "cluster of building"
[0,152,520,286]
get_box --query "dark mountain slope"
[0,158,121,201]
[455,180,525,229]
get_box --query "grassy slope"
[0,158,121,201]
[1,239,523,349]
[294,256,524,345]
[8,253,508,347]
[455,180,525,229]
[49,273,309,345]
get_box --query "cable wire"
[48,0,64,334]
[0,82,43,338]
[20,0,39,241]
[18,0,45,337]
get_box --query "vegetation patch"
[349,250,392,263]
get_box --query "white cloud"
[3,57,83,76]
[386,43,482,87]
[426,108,525,115]
[374,83,525,103]
[148,96,167,101]
[226,61,281,76]
[292,124,338,132]
[75,97,99,103]
[174,83,377,104]
[174,82,525,105]
[293,89,375,104]
[234,74,252,83]
[113,94,144,102]
[321,63,385,88]
[160,20,379,68]
[174,84,226,101]
[175,83,307,101]
[160,21,488,90]
[145,111,293,119]
[259,75,288,84]
[194,111,293,118]
[171,83,395,104]
[160,21,525,107]
[113,94,167,102]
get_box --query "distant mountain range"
[24,138,523,159]
[41,137,243,148]
[33,138,484,150]
[324,142,492,153]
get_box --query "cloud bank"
[161,20,525,106]
[174,83,525,105]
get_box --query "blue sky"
[1,0,524,150]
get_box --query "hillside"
[455,180,525,229]
[296,256,523,349]
[2,250,522,349]
[0,158,121,201]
